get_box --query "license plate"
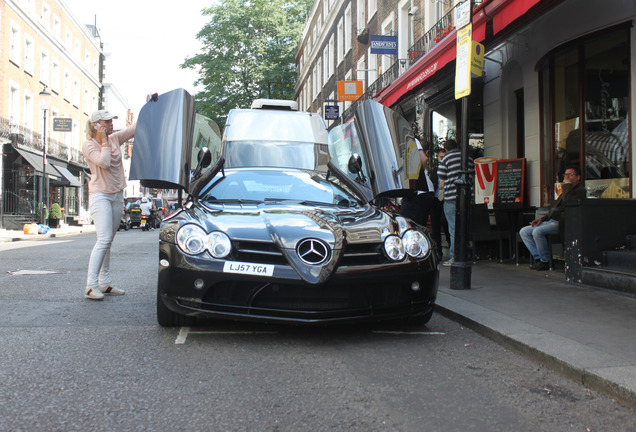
[223,261,274,277]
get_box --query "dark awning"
[50,163,82,187]
[14,148,61,180]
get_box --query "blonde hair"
[86,119,97,140]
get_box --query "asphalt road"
[0,230,634,431]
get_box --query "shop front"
[373,0,635,281]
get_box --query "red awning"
[492,0,542,34]
[374,32,457,107]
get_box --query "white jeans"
[86,191,123,289]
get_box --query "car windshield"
[200,169,363,207]
[224,141,330,171]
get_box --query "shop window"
[539,25,630,201]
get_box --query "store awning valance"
[15,148,61,181]
[374,33,457,107]
[50,163,82,187]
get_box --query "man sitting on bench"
[519,166,586,271]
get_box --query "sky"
[64,0,212,118]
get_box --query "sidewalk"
[0,224,96,243]
[1,225,634,410]
[437,260,636,410]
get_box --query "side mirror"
[191,147,212,180]
[347,153,366,183]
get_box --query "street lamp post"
[39,85,51,225]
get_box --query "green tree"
[182,0,312,128]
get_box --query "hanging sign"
[337,80,363,101]
[324,105,340,120]
[53,117,72,132]
[370,35,398,55]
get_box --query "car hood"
[177,201,395,284]
[130,89,413,200]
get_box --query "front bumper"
[158,241,439,325]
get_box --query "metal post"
[450,98,472,289]
[41,108,48,225]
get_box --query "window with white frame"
[9,83,21,126]
[85,50,91,68]
[337,18,344,65]
[10,22,21,65]
[63,69,71,101]
[328,35,335,77]
[381,14,394,75]
[398,0,411,62]
[65,28,72,50]
[344,5,352,54]
[23,92,34,131]
[41,2,51,26]
[316,57,323,92]
[53,14,61,38]
[73,77,80,107]
[24,34,35,75]
[74,38,81,58]
[40,50,50,85]
[368,0,377,22]
[323,46,329,83]
[51,59,60,93]
[84,89,90,115]
[323,0,328,19]
[357,0,365,34]
[23,0,35,13]
[357,56,367,89]
[367,48,378,85]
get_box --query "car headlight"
[384,235,405,261]
[208,231,232,258]
[402,229,431,259]
[176,224,208,255]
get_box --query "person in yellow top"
[81,109,136,300]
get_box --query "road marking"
[175,327,278,344]
[372,331,446,335]
[8,269,65,275]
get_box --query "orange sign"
[337,80,363,101]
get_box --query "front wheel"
[157,289,195,327]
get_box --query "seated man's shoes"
[534,261,550,271]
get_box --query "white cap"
[91,110,118,123]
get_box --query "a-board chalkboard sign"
[494,158,526,205]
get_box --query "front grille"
[340,242,387,266]
[234,239,287,265]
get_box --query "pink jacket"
[82,124,136,194]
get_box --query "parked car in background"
[130,89,439,328]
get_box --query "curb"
[435,297,636,411]
[0,227,96,243]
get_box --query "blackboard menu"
[494,158,526,205]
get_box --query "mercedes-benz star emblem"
[296,239,329,265]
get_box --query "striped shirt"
[437,149,474,202]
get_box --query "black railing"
[0,115,87,166]
[2,189,36,215]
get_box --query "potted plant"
[49,203,62,228]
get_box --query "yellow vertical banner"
[455,23,472,100]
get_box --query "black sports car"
[130,89,439,327]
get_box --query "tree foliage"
[182,0,313,128]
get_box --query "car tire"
[157,289,195,327]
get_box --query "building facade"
[297,0,634,205]
[0,0,103,228]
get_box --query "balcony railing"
[335,1,483,125]
[0,116,87,166]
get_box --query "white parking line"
[372,331,446,335]
[175,327,279,344]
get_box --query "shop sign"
[471,41,485,76]
[455,24,472,99]
[370,35,398,55]
[53,117,72,132]
[337,80,363,101]
[324,105,340,120]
